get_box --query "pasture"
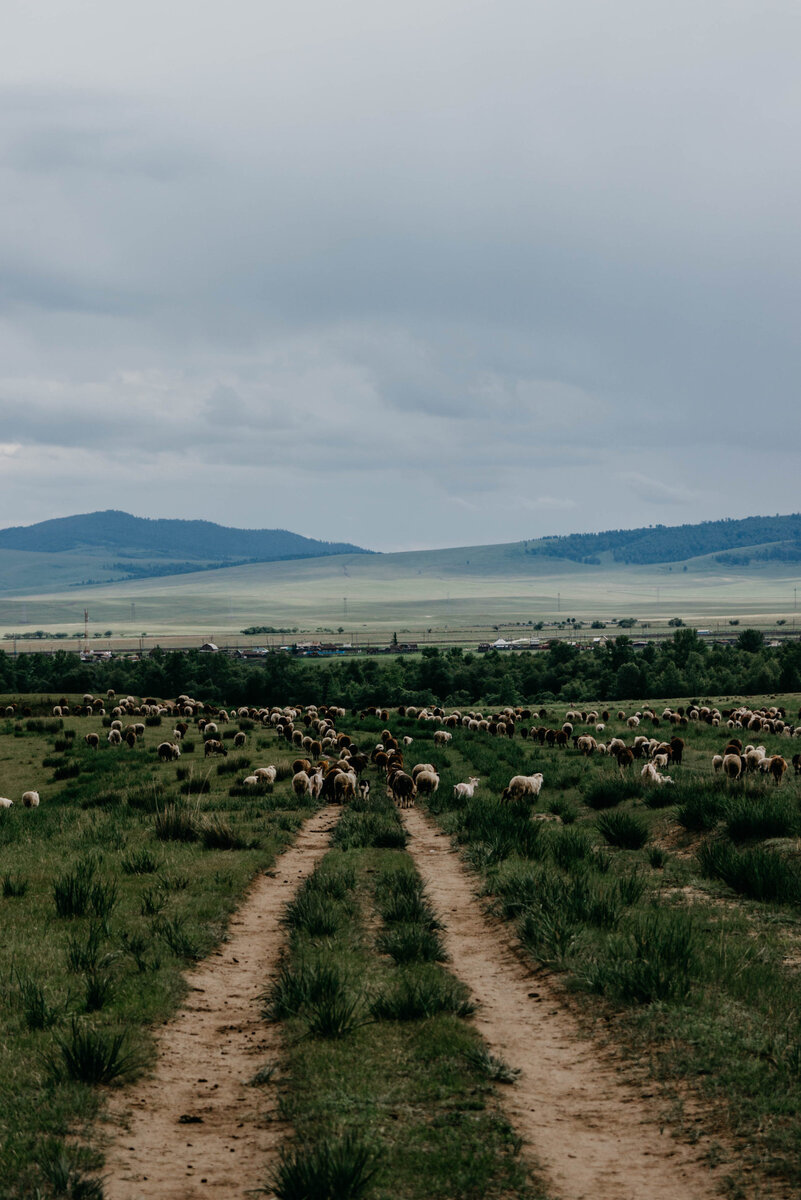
[1,541,801,646]
[1,691,801,1197]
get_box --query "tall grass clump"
[13,972,60,1030]
[597,810,649,850]
[698,838,801,904]
[674,782,727,832]
[724,795,799,842]
[583,778,643,810]
[153,804,199,842]
[51,1019,136,1084]
[377,924,446,964]
[332,808,407,851]
[370,966,475,1020]
[581,908,700,1004]
[53,859,96,918]
[270,1133,378,1200]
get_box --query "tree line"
[0,629,799,709]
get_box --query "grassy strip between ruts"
[0,709,316,1200]
[259,789,543,1200]
[384,711,801,1200]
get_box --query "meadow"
[1,541,801,647]
[1,692,801,1198]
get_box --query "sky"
[1,0,800,552]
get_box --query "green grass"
[267,810,540,1199]
[0,704,319,1197]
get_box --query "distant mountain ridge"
[0,510,370,564]
[527,514,801,566]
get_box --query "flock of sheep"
[2,690,801,818]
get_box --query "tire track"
[102,805,340,1200]
[401,805,720,1200]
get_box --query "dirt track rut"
[402,805,720,1200]
[102,805,340,1200]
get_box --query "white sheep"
[0,797,13,808]
[22,791,39,808]
[502,773,544,802]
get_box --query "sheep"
[768,755,788,785]
[453,777,480,800]
[255,766,277,784]
[204,739,228,758]
[433,730,452,746]
[22,791,39,808]
[722,753,744,780]
[712,754,724,772]
[242,775,260,787]
[157,741,181,761]
[84,732,100,750]
[292,771,312,798]
[233,731,247,749]
[0,797,13,808]
[414,770,440,796]
[108,729,122,746]
[501,773,544,803]
[358,779,371,800]
[388,770,416,808]
[333,772,356,804]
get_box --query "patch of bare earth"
[101,805,340,1200]
[401,806,722,1200]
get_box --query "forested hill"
[528,514,801,565]
[0,511,369,563]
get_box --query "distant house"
[492,638,511,649]
[199,642,219,652]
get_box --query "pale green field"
[0,542,800,645]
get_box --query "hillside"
[0,510,369,585]
[527,514,801,565]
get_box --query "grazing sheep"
[292,771,312,798]
[204,739,228,758]
[433,730,452,746]
[255,766,277,783]
[616,748,634,773]
[22,791,39,808]
[415,770,440,796]
[712,754,724,772]
[108,729,122,746]
[388,771,416,808]
[768,755,788,785]
[722,753,744,781]
[0,797,13,808]
[157,741,181,762]
[84,732,100,750]
[233,731,247,749]
[501,773,544,803]
[242,775,260,787]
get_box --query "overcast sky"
[1,1,799,551]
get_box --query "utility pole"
[83,609,89,656]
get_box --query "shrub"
[583,779,642,810]
[674,783,727,832]
[377,924,446,964]
[51,1019,135,1084]
[66,922,113,974]
[201,817,249,850]
[53,859,96,918]
[2,873,28,897]
[581,908,699,1004]
[155,915,202,959]
[304,991,368,1039]
[154,805,199,842]
[262,960,350,1022]
[13,972,60,1030]
[121,847,160,875]
[370,968,474,1020]
[463,1045,520,1084]
[83,971,116,1013]
[725,795,799,842]
[597,811,649,850]
[270,1134,378,1200]
[283,891,341,938]
[548,826,594,869]
[698,838,801,904]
